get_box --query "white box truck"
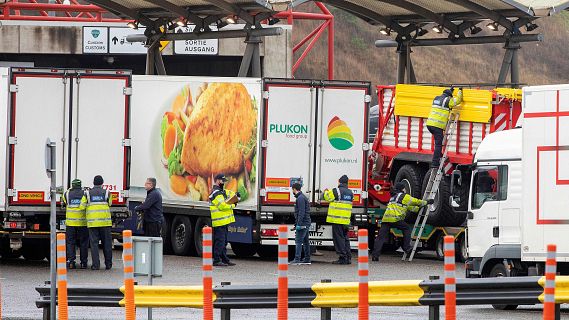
[0,67,131,260]
[128,77,371,257]
[450,84,569,294]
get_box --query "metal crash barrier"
[36,276,568,320]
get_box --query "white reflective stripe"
[445,284,456,292]
[495,113,506,124]
[279,244,287,252]
[203,233,212,241]
[443,242,454,250]
[358,236,367,243]
[496,121,507,132]
[358,249,367,256]
[546,279,556,288]
[278,270,287,277]
[203,270,212,278]
[544,295,555,303]
[444,257,455,265]
[57,262,67,269]
[279,231,287,238]
[278,257,288,264]
[124,272,134,279]
[58,275,67,282]
[337,200,352,204]
[546,265,556,273]
[547,251,557,259]
[359,262,368,270]
[359,276,368,283]
[203,247,212,254]
[331,207,352,212]
[57,239,65,246]
[203,258,212,265]
[124,260,134,268]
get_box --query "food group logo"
[327,116,354,150]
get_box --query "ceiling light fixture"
[226,15,237,24]
[470,25,482,35]
[416,28,428,36]
[432,25,443,33]
[379,27,391,36]
[486,22,499,31]
[127,21,138,29]
[525,22,538,32]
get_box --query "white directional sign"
[174,25,219,55]
[109,27,147,54]
[83,27,108,54]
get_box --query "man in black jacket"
[135,178,164,237]
[290,183,311,265]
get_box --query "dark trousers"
[332,224,351,262]
[294,227,311,262]
[89,226,113,269]
[144,221,162,237]
[372,221,412,258]
[213,225,230,264]
[428,125,444,167]
[66,226,89,266]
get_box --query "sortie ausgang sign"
[174,25,219,55]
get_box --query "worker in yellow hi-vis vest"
[426,87,463,167]
[209,174,239,267]
[323,175,353,265]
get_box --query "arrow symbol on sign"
[112,36,119,45]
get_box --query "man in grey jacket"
[290,183,311,265]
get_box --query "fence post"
[122,230,135,320]
[543,244,557,320]
[56,233,68,320]
[277,225,288,320]
[220,282,231,320]
[203,227,214,320]
[320,279,332,320]
[443,236,456,320]
[429,276,440,320]
[358,229,369,320]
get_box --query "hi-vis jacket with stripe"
[426,90,463,129]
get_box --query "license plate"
[59,220,66,230]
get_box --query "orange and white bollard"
[277,225,288,320]
[444,236,456,320]
[56,233,68,320]
[543,244,557,320]
[358,229,369,320]
[202,227,214,320]
[122,230,135,320]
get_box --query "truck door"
[261,80,315,205]
[467,165,502,257]
[8,70,69,205]
[315,84,370,208]
[69,73,130,204]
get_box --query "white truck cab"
[450,84,569,284]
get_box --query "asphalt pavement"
[1,247,567,319]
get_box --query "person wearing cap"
[62,179,89,269]
[134,177,164,237]
[85,175,113,270]
[323,175,353,265]
[209,174,239,267]
[426,87,463,168]
[371,182,432,261]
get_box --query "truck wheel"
[434,233,445,261]
[489,264,519,310]
[22,239,47,261]
[170,215,194,256]
[257,245,278,259]
[162,215,173,255]
[230,243,258,258]
[193,217,211,257]
[394,164,426,223]
[422,169,466,227]
[455,235,467,263]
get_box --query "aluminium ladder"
[402,111,460,262]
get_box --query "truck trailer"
[0,67,131,260]
[367,84,522,260]
[127,76,371,257]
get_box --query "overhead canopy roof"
[289,0,569,41]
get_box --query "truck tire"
[170,215,194,256]
[394,164,426,223]
[193,217,211,257]
[257,245,278,259]
[455,234,467,263]
[22,239,47,261]
[230,243,258,258]
[162,215,174,255]
[434,233,445,261]
[489,264,519,310]
[422,168,466,227]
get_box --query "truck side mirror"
[449,170,462,208]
